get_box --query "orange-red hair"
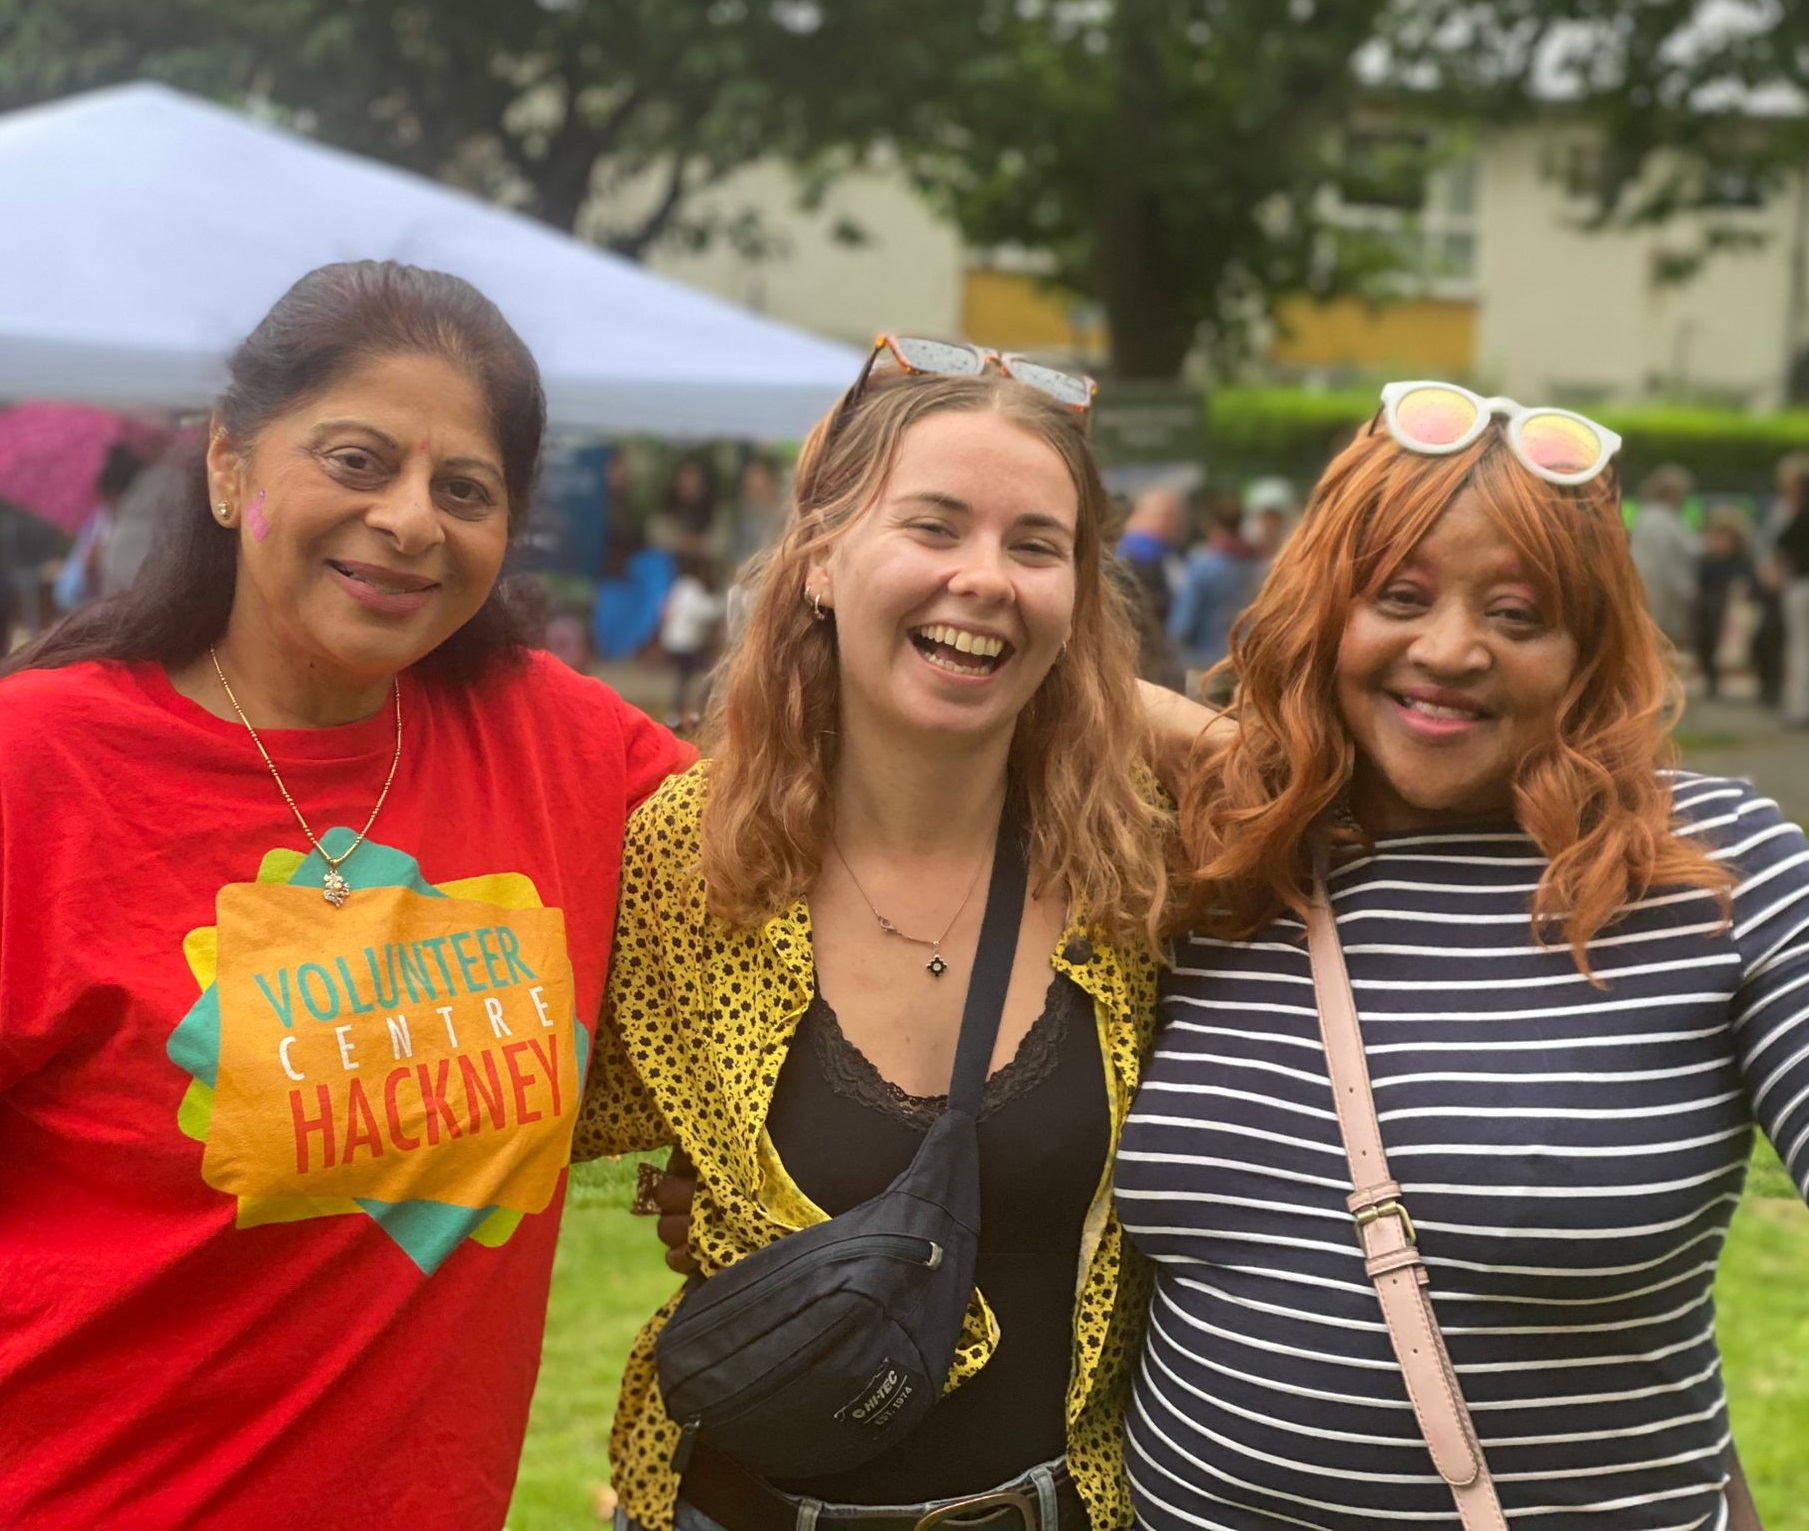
[699,370,1171,950]
[1181,423,1732,971]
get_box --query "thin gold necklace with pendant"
[829,836,989,978]
[209,646,403,908]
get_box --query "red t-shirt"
[0,653,692,1530]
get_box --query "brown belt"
[680,1444,1089,1531]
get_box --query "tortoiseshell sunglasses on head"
[849,334,1098,414]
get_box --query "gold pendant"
[927,952,947,978]
[323,869,351,908]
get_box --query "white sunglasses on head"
[1375,380,1623,488]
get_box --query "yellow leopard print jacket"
[574,764,1159,1531]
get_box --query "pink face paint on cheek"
[246,489,271,543]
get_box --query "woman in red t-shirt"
[0,260,691,1530]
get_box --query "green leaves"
[6,0,1802,381]
[0,0,882,256]
[1376,0,1809,227]
[836,0,1390,374]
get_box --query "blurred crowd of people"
[11,424,1809,735]
[631,450,786,725]
[1626,452,1809,723]
[1117,476,1300,695]
[1,439,168,647]
[1112,474,1301,700]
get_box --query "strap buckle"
[911,1488,1038,1531]
[1352,1199,1417,1251]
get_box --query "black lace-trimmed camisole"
[763,970,1110,1504]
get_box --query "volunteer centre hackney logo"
[166,830,589,1274]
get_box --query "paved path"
[1678,693,1809,828]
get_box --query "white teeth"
[917,624,1004,658]
[341,565,425,596]
[1401,696,1479,721]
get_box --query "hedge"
[1205,387,1809,497]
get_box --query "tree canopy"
[3,0,1805,379]
[1377,0,1809,271]
[0,0,881,258]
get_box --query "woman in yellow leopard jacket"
[575,338,1185,1531]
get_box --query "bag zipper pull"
[671,1418,701,1475]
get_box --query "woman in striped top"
[1118,391,1809,1528]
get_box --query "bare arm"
[1137,678,1230,797]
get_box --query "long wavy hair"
[1182,423,1732,971]
[2,261,544,683]
[700,370,1170,950]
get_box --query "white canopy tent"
[0,83,862,437]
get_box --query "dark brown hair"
[3,260,547,682]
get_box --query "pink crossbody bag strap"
[1306,846,1508,1530]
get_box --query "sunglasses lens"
[890,337,984,376]
[1005,360,1094,408]
[1393,386,1480,447]
[1519,412,1603,476]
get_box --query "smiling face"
[806,409,1079,751]
[208,350,510,696]
[1336,490,1580,831]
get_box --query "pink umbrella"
[0,402,172,533]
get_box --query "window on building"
[1702,164,1767,209]
[1549,139,1606,202]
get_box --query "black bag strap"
[945,798,1030,1117]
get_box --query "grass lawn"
[1717,1147,1809,1520]
[511,1151,1809,1530]
[509,1157,680,1531]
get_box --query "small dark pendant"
[927,953,948,977]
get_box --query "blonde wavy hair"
[1182,423,1733,972]
[700,370,1170,950]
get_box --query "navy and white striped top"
[1116,774,1809,1530]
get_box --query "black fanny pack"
[655,808,1028,1482]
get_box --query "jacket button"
[1062,938,1094,965]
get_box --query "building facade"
[646,124,1809,409]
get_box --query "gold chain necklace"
[829,836,989,978]
[209,646,403,908]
